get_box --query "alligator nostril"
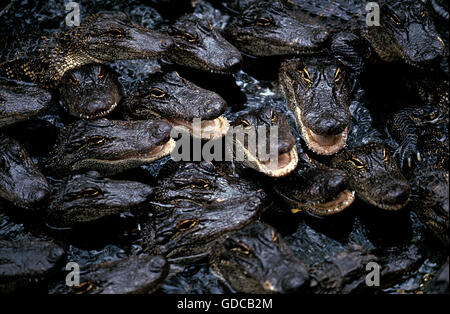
[31,187,50,206]
[160,37,174,49]
[328,172,348,190]
[385,184,410,204]
[313,29,330,43]
[313,118,347,135]
[225,55,243,70]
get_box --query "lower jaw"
[302,125,348,156]
[366,197,409,211]
[256,147,299,177]
[169,116,230,140]
[77,102,118,120]
[291,190,355,216]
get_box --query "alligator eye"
[253,17,273,26]
[106,27,125,38]
[190,179,211,189]
[271,228,279,245]
[389,13,402,26]
[78,187,101,198]
[146,88,167,99]
[68,73,79,87]
[350,157,364,169]
[176,218,199,232]
[297,67,312,89]
[85,136,106,146]
[382,148,389,163]
[16,145,23,159]
[334,68,342,83]
[270,109,277,124]
[240,120,252,130]
[175,32,197,43]
[228,240,252,255]
[73,280,96,294]
[97,65,106,81]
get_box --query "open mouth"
[78,102,118,120]
[169,116,230,140]
[294,106,348,155]
[255,146,299,177]
[290,190,355,216]
[367,198,410,211]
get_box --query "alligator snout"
[303,109,349,136]
[379,180,411,207]
[281,272,309,293]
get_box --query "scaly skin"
[227,106,298,177]
[46,171,154,228]
[331,142,411,211]
[120,70,229,140]
[0,12,173,89]
[140,161,267,263]
[0,135,50,209]
[165,14,243,73]
[223,0,330,57]
[279,56,355,155]
[56,64,123,120]
[211,222,310,294]
[49,119,175,177]
[0,80,52,128]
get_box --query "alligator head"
[211,222,310,294]
[228,106,298,177]
[279,56,354,155]
[0,135,50,209]
[121,70,229,140]
[49,119,175,177]
[69,12,174,62]
[367,0,446,68]
[141,161,266,263]
[57,64,123,120]
[165,14,243,73]
[0,82,52,128]
[46,171,154,228]
[331,143,411,211]
[223,0,330,56]
[274,153,354,217]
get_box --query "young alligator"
[0,12,174,89]
[140,161,267,263]
[285,0,446,70]
[331,142,411,211]
[46,171,154,228]
[49,119,175,177]
[56,64,123,120]
[0,135,50,210]
[164,14,243,73]
[0,80,52,128]
[227,106,298,177]
[70,255,169,294]
[119,70,229,140]
[279,56,355,155]
[211,222,310,294]
[223,0,330,57]
[274,152,355,217]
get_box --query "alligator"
[0,135,50,209]
[140,161,267,263]
[424,260,449,294]
[279,56,355,155]
[164,14,243,73]
[223,0,330,57]
[0,12,174,89]
[0,236,65,294]
[274,152,355,217]
[210,222,310,294]
[331,142,411,211]
[0,80,52,128]
[46,171,154,228]
[56,64,123,120]
[119,70,229,140]
[283,0,446,71]
[226,106,298,177]
[71,255,169,294]
[49,119,175,177]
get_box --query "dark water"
[0,0,447,294]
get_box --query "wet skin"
[56,64,123,120]
[331,142,411,211]
[211,222,310,294]
[141,161,266,263]
[279,56,354,155]
[0,135,50,209]
[46,171,154,228]
[49,119,175,177]
[120,70,229,140]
